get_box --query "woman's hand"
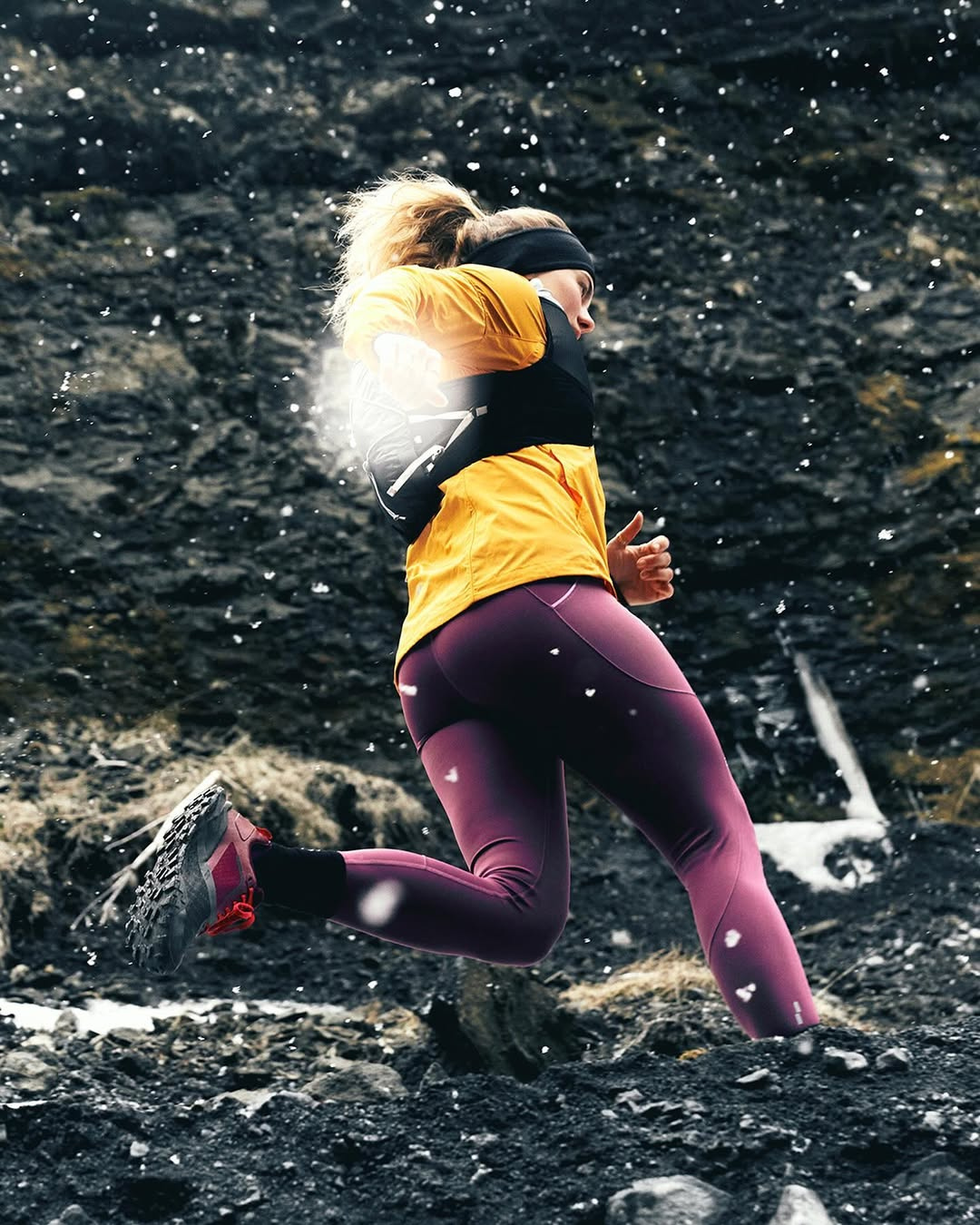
[373,333,448,409]
[607,512,674,606]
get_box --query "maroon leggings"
[330,578,818,1038]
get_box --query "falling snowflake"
[357,880,405,927]
[843,270,872,293]
[445,766,459,783]
[735,982,757,1002]
[724,929,742,948]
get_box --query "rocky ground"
[2,772,980,1224]
[1,0,979,1222]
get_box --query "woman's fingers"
[640,550,671,575]
[609,512,644,548]
[637,534,669,555]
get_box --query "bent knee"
[494,914,566,967]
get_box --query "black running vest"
[349,296,595,543]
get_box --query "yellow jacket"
[342,263,614,670]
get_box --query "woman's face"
[530,268,596,339]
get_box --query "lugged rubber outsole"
[126,786,232,975]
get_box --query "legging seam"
[704,833,744,965]
[529,761,556,897]
[352,850,518,901]
[410,638,478,752]
[533,591,696,695]
[466,760,557,906]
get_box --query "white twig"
[105,812,173,851]
[70,769,222,929]
[793,651,886,824]
[950,762,980,822]
[814,954,869,999]
[88,741,136,769]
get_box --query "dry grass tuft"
[0,720,430,958]
[560,949,717,1015]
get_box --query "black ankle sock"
[250,842,347,918]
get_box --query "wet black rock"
[420,959,585,1079]
[823,1046,868,1074]
[769,1185,836,1225]
[606,1173,732,1224]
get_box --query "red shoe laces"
[202,826,271,937]
[204,885,259,936]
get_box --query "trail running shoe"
[126,785,271,975]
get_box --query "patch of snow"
[754,817,887,891]
[0,996,350,1035]
[754,653,889,891]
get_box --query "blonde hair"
[327,171,570,333]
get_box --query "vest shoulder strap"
[349,297,595,543]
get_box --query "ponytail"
[326,170,571,334]
[327,172,482,333]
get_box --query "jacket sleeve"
[342,264,547,378]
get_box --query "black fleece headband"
[464,227,595,283]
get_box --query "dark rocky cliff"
[1,2,979,1222]
[1,0,977,819]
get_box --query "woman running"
[128,173,818,1040]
